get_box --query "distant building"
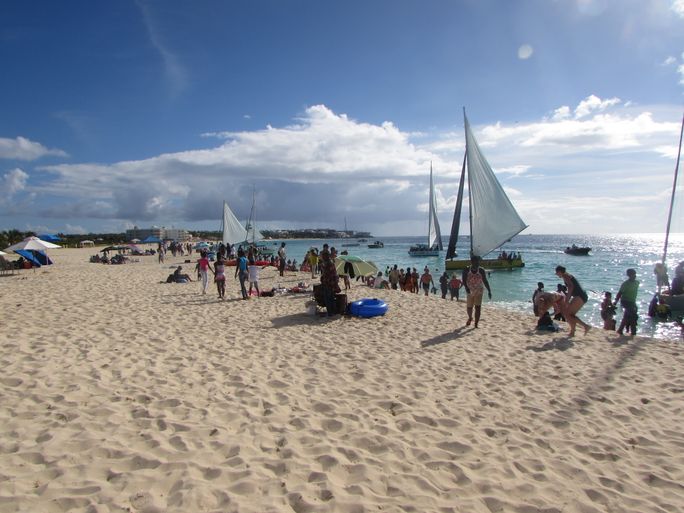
[125,226,190,241]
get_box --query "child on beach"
[248,259,261,297]
[449,274,462,301]
[213,256,226,299]
[600,291,617,330]
[197,251,210,295]
[615,268,639,336]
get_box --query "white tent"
[79,240,95,247]
[5,236,62,252]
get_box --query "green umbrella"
[335,255,378,278]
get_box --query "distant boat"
[358,238,368,242]
[342,242,360,247]
[368,241,384,249]
[445,110,527,271]
[409,163,442,257]
[564,245,591,256]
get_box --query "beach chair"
[0,256,16,276]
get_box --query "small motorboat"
[564,245,591,256]
[368,241,384,249]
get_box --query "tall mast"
[663,112,684,264]
[428,162,434,246]
[465,108,474,257]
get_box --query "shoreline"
[1,247,683,512]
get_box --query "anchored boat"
[409,163,442,257]
[445,110,527,271]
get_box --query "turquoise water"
[274,233,684,339]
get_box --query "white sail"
[221,201,248,245]
[427,165,443,249]
[465,114,527,257]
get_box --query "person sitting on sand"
[167,266,193,283]
[373,272,389,289]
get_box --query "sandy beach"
[1,247,683,513]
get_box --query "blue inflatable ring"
[349,298,388,318]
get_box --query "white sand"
[1,248,683,513]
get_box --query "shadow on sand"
[420,326,470,348]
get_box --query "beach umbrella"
[0,250,7,256]
[5,236,61,252]
[335,255,378,278]
[142,235,162,244]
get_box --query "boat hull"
[564,247,591,255]
[409,250,440,257]
[661,293,684,312]
[445,257,525,271]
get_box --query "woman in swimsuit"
[555,265,591,336]
[214,256,226,299]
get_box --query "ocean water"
[270,233,684,340]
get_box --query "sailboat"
[445,110,528,271]
[244,188,276,256]
[408,163,443,256]
[220,200,248,246]
[656,112,684,313]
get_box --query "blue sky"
[1,0,683,236]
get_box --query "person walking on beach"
[614,268,639,336]
[248,259,261,298]
[462,256,492,328]
[234,248,249,300]
[555,265,591,336]
[439,271,449,299]
[449,274,462,301]
[213,255,226,299]
[278,242,287,277]
[420,268,434,296]
[197,250,210,295]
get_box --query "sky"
[1,0,684,237]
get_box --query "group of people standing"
[533,266,641,337]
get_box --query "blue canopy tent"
[142,236,162,243]
[15,249,53,267]
[38,234,61,243]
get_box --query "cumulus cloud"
[0,168,30,210]
[39,105,441,227]
[573,95,621,119]
[0,136,67,161]
[29,100,683,234]
[662,56,677,66]
[672,0,684,18]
